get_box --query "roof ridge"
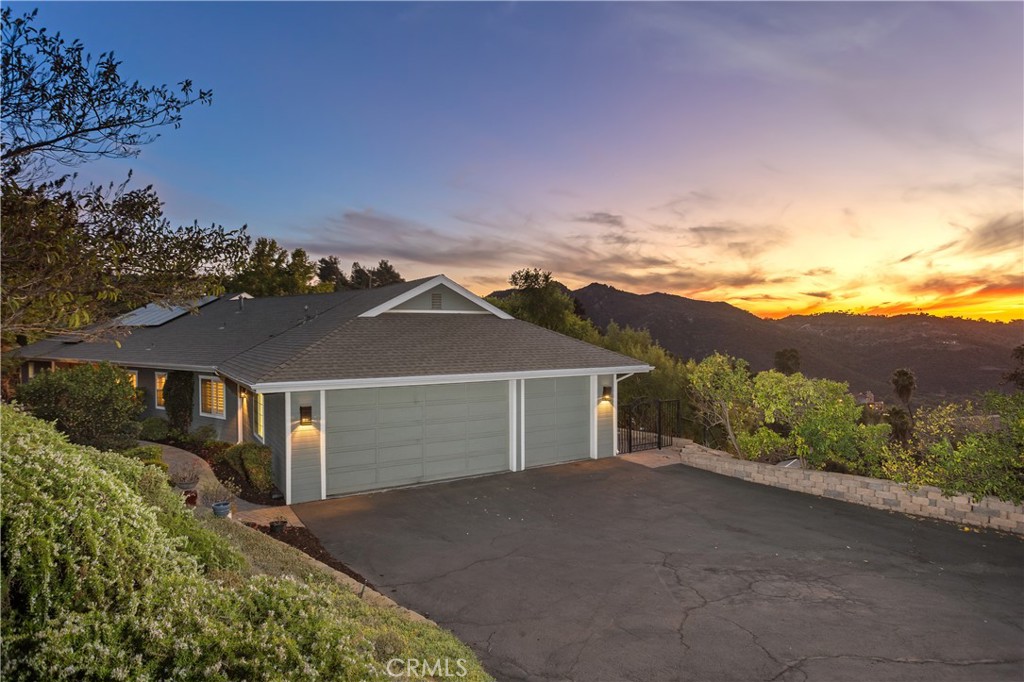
[220,278,432,384]
[215,290,364,378]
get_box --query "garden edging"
[672,446,1024,535]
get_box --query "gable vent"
[430,292,443,310]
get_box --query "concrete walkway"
[145,441,304,527]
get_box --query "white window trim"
[199,375,226,419]
[253,393,265,443]
[154,372,167,410]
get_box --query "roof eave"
[248,364,654,394]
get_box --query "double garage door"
[325,382,510,496]
[324,377,593,496]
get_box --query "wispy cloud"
[958,212,1024,258]
[574,211,625,228]
[801,291,833,299]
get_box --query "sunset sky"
[19,2,1024,321]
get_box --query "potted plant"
[200,480,238,518]
[268,515,288,536]
[170,462,203,506]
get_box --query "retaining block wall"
[675,448,1024,535]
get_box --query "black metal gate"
[618,398,681,453]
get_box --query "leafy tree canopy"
[1,9,248,345]
[773,348,801,375]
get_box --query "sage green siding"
[264,393,286,493]
[325,381,509,496]
[524,376,590,467]
[597,375,615,457]
[391,285,486,312]
[290,391,322,503]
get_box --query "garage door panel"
[378,461,423,484]
[327,381,509,496]
[378,442,422,464]
[524,376,592,468]
[327,388,377,409]
[329,407,379,429]
[424,439,468,459]
[378,386,422,405]
[379,405,423,423]
[376,424,423,445]
[425,402,469,421]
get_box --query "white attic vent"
[431,292,443,310]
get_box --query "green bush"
[219,443,274,492]
[138,416,170,441]
[1,406,490,681]
[16,362,143,450]
[190,424,218,444]
[238,443,274,492]
[120,444,163,461]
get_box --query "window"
[200,376,225,418]
[127,370,138,388]
[155,372,167,409]
[254,393,265,441]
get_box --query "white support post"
[284,392,292,505]
[519,379,526,471]
[613,377,620,455]
[319,390,327,500]
[236,385,243,444]
[508,380,518,472]
[589,375,599,459]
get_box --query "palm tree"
[890,368,917,414]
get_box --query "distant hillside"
[572,283,1023,401]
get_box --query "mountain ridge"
[569,282,1023,401]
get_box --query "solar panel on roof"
[116,295,219,327]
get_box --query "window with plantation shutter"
[200,377,225,418]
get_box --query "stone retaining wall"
[675,448,1024,535]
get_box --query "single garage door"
[325,381,509,496]
[524,376,590,467]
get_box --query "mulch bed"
[245,522,375,590]
[211,460,284,507]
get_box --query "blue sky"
[14,1,1024,319]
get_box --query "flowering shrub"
[1,407,490,680]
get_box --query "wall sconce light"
[600,386,613,402]
[299,405,313,426]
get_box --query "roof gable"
[358,275,512,319]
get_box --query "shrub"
[190,424,218,443]
[163,370,194,433]
[737,427,789,462]
[219,443,274,492]
[138,416,170,442]
[16,362,143,450]
[1,407,489,681]
[237,443,274,492]
[199,439,233,463]
[120,444,163,462]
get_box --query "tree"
[491,268,601,341]
[2,179,248,341]
[890,368,917,413]
[1002,344,1024,391]
[773,348,801,375]
[371,259,404,287]
[227,238,319,297]
[316,256,349,291]
[2,8,212,181]
[688,353,755,455]
[1,9,247,344]
[163,370,194,434]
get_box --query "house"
[17,276,652,503]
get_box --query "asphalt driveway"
[294,458,1024,682]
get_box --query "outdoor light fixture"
[601,386,613,402]
[299,405,312,426]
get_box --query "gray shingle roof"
[17,276,650,386]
